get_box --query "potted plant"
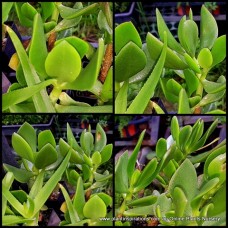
[2,120,113,226]
[2,2,113,113]
[114,4,226,114]
[115,116,226,226]
[176,2,190,16]
[204,2,220,16]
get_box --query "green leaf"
[67,123,84,154]
[127,130,146,179]
[97,10,112,35]
[38,130,56,151]
[92,151,102,166]
[59,183,79,223]
[115,80,128,113]
[123,205,154,216]
[3,164,34,183]
[197,48,213,69]
[180,20,198,57]
[21,2,37,21]
[100,144,113,164]
[160,78,179,103]
[5,25,55,112]
[171,116,180,143]
[73,177,85,219]
[202,76,226,94]
[200,5,218,49]
[134,158,158,191]
[82,164,91,182]
[115,42,146,83]
[2,215,35,226]
[12,133,34,162]
[156,138,167,159]
[126,32,168,114]
[55,37,89,59]
[45,41,81,83]
[101,66,113,101]
[189,119,218,152]
[146,32,187,70]
[94,123,107,152]
[33,150,71,216]
[156,8,184,54]
[184,53,201,74]
[83,195,107,219]
[191,177,219,210]
[178,89,191,114]
[211,35,226,68]
[2,2,14,23]
[2,79,55,111]
[179,125,192,152]
[184,69,200,96]
[163,160,177,179]
[127,195,157,207]
[81,131,94,156]
[40,2,55,21]
[14,2,33,27]
[168,159,197,201]
[29,13,48,81]
[166,79,182,96]
[63,38,104,91]
[35,144,58,169]
[17,122,37,152]
[115,21,142,55]
[194,90,225,109]
[172,187,188,219]
[29,170,45,199]
[115,151,129,193]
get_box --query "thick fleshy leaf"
[29,13,48,80]
[166,79,182,96]
[92,151,102,166]
[179,125,192,152]
[17,122,36,152]
[168,159,198,201]
[35,144,58,169]
[184,53,201,74]
[80,131,94,156]
[134,158,157,191]
[202,76,226,94]
[126,32,167,114]
[33,150,71,216]
[146,32,187,70]
[180,20,198,57]
[94,123,107,152]
[2,215,34,226]
[97,10,112,35]
[115,42,146,82]
[115,80,128,113]
[100,144,113,164]
[5,25,55,112]
[2,2,14,23]
[73,177,85,219]
[172,187,188,218]
[211,35,226,68]
[178,89,191,114]
[45,41,81,83]
[95,193,112,207]
[171,116,180,143]
[14,2,33,27]
[83,195,107,219]
[38,130,56,151]
[55,37,89,59]
[200,5,218,49]
[127,130,146,179]
[160,78,179,103]
[21,2,37,21]
[156,8,184,54]
[115,21,142,55]
[197,48,213,69]
[12,133,34,162]
[40,2,55,21]
[184,69,199,96]
[156,138,167,159]
[127,195,157,207]
[3,164,34,183]
[63,38,105,91]
[115,151,129,193]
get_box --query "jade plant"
[2,121,113,226]
[115,116,226,226]
[115,4,226,114]
[2,2,113,113]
